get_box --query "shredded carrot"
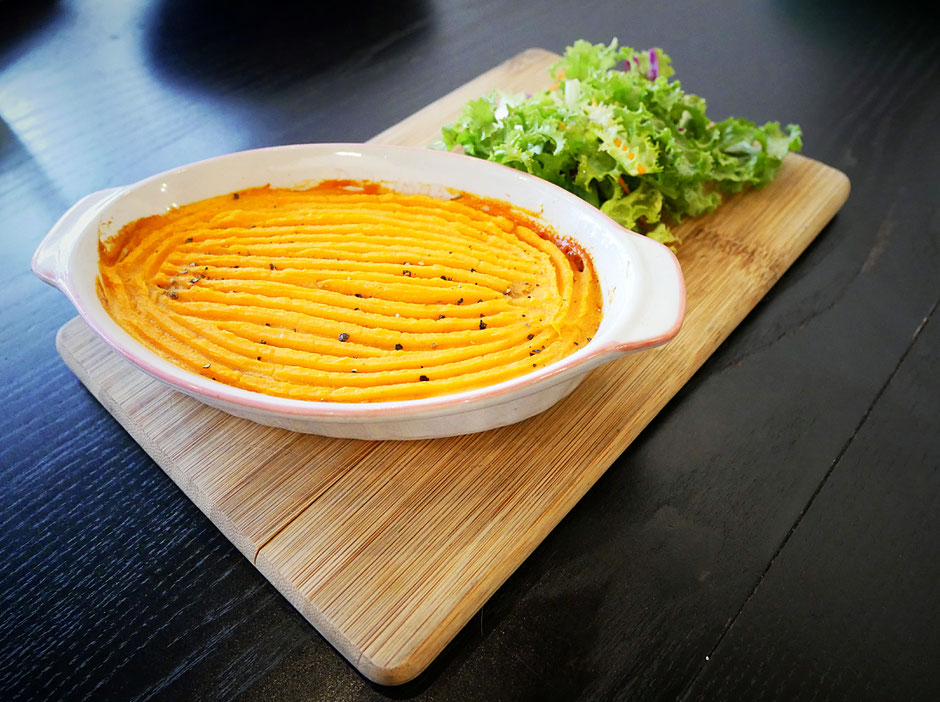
[637,163,647,175]
[618,176,630,194]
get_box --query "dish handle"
[611,235,686,351]
[31,187,123,287]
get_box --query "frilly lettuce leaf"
[440,39,802,244]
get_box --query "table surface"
[1,1,937,700]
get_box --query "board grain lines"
[55,49,849,684]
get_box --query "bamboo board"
[56,48,850,685]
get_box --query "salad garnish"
[441,39,803,245]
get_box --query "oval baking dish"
[31,143,685,440]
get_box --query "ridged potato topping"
[97,181,602,402]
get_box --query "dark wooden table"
[2,1,937,699]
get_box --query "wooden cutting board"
[56,48,850,685]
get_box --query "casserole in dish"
[32,143,685,439]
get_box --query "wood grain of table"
[1,1,937,700]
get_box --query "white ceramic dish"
[32,143,685,440]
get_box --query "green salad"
[440,39,803,245]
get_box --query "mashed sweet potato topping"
[97,181,602,402]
